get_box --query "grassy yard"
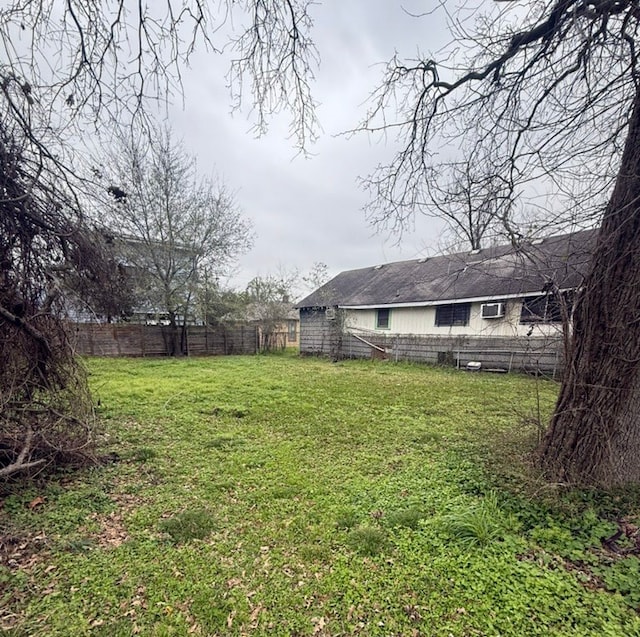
[2,354,640,636]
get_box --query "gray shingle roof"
[296,229,597,308]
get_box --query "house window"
[520,294,567,324]
[287,320,297,342]
[376,308,390,329]
[435,303,471,327]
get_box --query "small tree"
[197,275,247,327]
[302,262,330,295]
[100,129,252,355]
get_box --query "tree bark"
[168,312,182,357]
[539,84,640,487]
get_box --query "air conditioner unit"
[481,302,505,319]
[325,307,337,320]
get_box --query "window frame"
[375,308,391,330]
[520,294,567,324]
[434,303,471,327]
[287,320,297,342]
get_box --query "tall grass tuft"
[445,492,518,548]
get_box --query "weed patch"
[204,435,245,450]
[335,508,360,530]
[158,509,216,544]
[131,447,157,462]
[385,507,429,530]
[347,525,387,556]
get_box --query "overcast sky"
[165,1,453,295]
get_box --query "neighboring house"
[112,233,201,326]
[296,229,597,374]
[242,302,300,350]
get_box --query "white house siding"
[344,300,563,339]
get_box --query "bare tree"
[302,261,330,295]
[357,1,640,487]
[99,129,252,355]
[426,159,509,251]
[0,1,319,155]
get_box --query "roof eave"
[338,288,576,310]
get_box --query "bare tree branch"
[361,0,639,238]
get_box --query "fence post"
[113,325,120,356]
[140,324,146,357]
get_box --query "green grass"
[2,354,640,635]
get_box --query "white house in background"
[295,229,596,373]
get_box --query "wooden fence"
[299,309,564,377]
[339,332,563,376]
[68,323,260,357]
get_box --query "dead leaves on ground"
[0,532,49,571]
[89,510,129,548]
[28,496,45,510]
[85,490,143,549]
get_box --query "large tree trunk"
[539,85,640,487]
